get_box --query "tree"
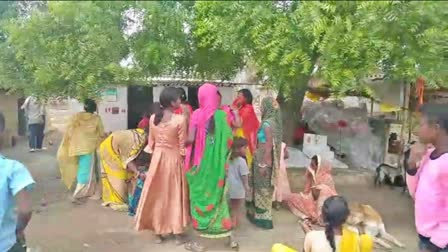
[1,1,131,99]
[0,1,33,94]
[193,1,448,94]
[0,1,446,99]
[127,1,244,80]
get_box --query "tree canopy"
[0,1,446,99]
[194,1,447,94]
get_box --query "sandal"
[184,241,206,252]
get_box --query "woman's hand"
[284,147,289,160]
[263,155,272,167]
[311,186,321,200]
[258,163,269,176]
[408,143,426,169]
[138,171,146,181]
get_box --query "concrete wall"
[45,98,84,140]
[46,87,129,135]
[97,87,128,132]
[153,86,236,106]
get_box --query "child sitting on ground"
[407,104,448,252]
[227,137,250,228]
[272,196,373,252]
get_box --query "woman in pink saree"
[286,155,337,226]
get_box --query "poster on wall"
[102,88,118,102]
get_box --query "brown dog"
[346,203,405,250]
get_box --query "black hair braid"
[154,109,164,126]
[177,87,187,103]
[154,87,180,126]
[322,196,350,252]
[325,223,336,252]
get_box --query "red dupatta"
[233,98,259,153]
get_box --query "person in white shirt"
[21,96,45,152]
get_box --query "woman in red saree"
[286,155,337,227]
[233,89,260,168]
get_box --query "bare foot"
[273,202,281,211]
[71,198,83,205]
[185,241,206,252]
[228,236,239,250]
[175,234,187,246]
[154,235,163,244]
[299,219,313,234]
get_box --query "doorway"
[187,87,199,110]
[127,86,153,129]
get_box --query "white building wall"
[97,87,128,132]
[218,87,234,105]
[48,87,129,134]
[153,86,235,106]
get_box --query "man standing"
[0,112,35,252]
[21,96,45,152]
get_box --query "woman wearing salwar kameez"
[246,96,283,229]
[99,128,148,212]
[134,87,189,245]
[57,99,104,204]
[184,83,237,252]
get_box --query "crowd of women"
[57,83,373,252]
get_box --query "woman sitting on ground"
[272,196,373,252]
[286,155,337,228]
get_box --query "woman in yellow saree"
[99,128,148,211]
[57,99,104,204]
[271,196,373,252]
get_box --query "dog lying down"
[347,202,405,250]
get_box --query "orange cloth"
[135,114,189,235]
[416,77,425,108]
[286,156,337,223]
[232,98,260,157]
[273,143,290,202]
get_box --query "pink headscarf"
[184,83,219,171]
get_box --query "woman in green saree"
[184,83,238,251]
[246,96,283,229]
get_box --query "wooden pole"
[398,82,411,168]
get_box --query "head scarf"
[233,96,260,155]
[184,83,219,170]
[260,97,283,184]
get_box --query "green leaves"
[0,1,129,99]
[0,1,446,98]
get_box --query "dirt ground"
[2,142,417,252]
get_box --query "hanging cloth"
[416,77,425,109]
